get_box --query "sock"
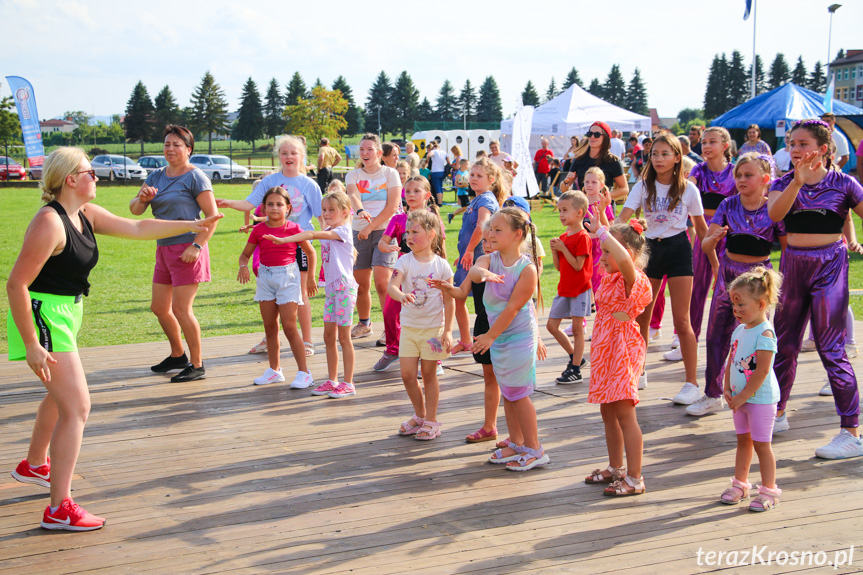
[360,318,370,326]
[569,353,574,365]
[49,506,59,514]
[29,462,46,470]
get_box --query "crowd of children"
[9,118,863,531]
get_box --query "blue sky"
[2,0,860,122]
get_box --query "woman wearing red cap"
[562,122,630,201]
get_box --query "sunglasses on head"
[586,131,604,139]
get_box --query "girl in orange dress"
[583,194,653,496]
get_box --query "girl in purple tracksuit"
[686,153,786,417]
[767,119,863,460]
[687,127,737,342]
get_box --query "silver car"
[138,155,169,174]
[91,155,147,181]
[189,154,249,181]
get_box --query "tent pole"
[751,0,757,99]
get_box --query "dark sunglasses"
[74,169,96,179]
[585,131,604,139]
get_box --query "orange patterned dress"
[588,269,653,405]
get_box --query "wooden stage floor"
[2,310,862,574]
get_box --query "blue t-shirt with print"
[245,173,323,231]
[729,320,780,405]
[454,169,470,195]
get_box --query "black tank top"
[29,201,99,298]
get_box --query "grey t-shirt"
[144,167,212,246]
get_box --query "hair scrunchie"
[628,219,644,234]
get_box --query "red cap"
[592,121,612,139]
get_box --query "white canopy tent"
[499,84,652,158]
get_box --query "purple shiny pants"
[650,276,667,330]
[704,257,772,398]
[774,241,859,428]
[690,227,725,341]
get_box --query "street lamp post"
[827,4,842,74]
[377,106,382,139]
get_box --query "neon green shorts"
[7,292,83,361]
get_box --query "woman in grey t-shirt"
[129,125,218,382]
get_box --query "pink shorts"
[153,243,211,287]
[732,402,777,442]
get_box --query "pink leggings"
[732,402,777,442]
[383,296,401,356]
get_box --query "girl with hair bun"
[767,119,863,459]
[582,208,652,497]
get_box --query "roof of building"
[39,119,76,127]
[831,50,863,66]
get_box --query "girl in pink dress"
[583,196,653,496]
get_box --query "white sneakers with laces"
[290,371,315,389]
[814,429,863,459]
[685,395,723,416]
[662,347,684,362]
[672,382,701,405]
[253,367,285,386]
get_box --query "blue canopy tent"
[712,83,863,172]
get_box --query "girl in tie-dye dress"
[583,205,653,496]
[467,207,548,472]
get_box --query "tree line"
[518,66,649,117]
[703,51,833,119]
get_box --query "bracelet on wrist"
[239,264,248,269]
[192,242,203,251]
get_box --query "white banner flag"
[511,98,539,198]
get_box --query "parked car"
[189,154,249,180]
[29,164,42,180]
[138,155,169,173]
[0,156,27,180]
[91,155,147,181]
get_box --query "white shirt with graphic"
[345,165,401,232]
[393,252,454,329]
[623,180,704,239]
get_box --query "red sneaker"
[11,458,50,488]
[41,498,105,531]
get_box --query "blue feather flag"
[743,0,753,20]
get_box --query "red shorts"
[153,243,211,286]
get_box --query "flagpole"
[751,0,757,99]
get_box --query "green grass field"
[2,182,862,353]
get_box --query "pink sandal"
[719,477,751,505]
[415,421,442,441]
[749,484,781,512]
[466,427,498,443]
[398,414,425,436]
[585,465,626,484]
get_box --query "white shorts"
[255,263,303,306]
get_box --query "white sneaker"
[253,367,285,385]
[773,413,790,434]
[685,395,723,416]
[672,382,701,405]
[801,339,817,352]
[846,344,859,359]
[564,324,573,336]
[638,372,647,390]
[290,371,315,389]
[819,379,833,396]
[814,429,863,459]
[670,334,679,348]
[649,328,661,341]
[662,347,683,362]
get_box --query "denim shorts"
[255,263,303,305]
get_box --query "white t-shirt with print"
[623,179,704,239]
[393,253,454,329]
[345,165,401,232]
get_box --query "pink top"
[248,220,303,267]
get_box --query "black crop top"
[28,202,99,297]
[725,234,773,257]
[701,192,727,211]
[783,209,846,234]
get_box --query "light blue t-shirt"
[729,320,780,405]
[145,167,213,246]
[245,173,323,231]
